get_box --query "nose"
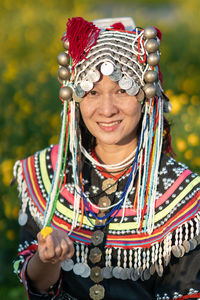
[98,94,119,117]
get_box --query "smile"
[98,121,121,127]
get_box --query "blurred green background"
[0,0,200,299]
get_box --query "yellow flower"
[6,230,15,241]
[184,150,193,160]
[40,227,53,238]
[176,138,187,152]
[1,159,13,186]
[188,134,199,146]
[170,95,182,115]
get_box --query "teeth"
[99,121,120,127]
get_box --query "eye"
[87,90,97,96]
[117,89,126,94]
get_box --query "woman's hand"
[37,228,74,265]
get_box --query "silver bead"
[63,39,70,50]
[145,39,159,53]
[143,26,157,39]
[58,67,71,80]
[57,52,70,67]
[163,101,172,113]
[144,70,158,83]
[147,53,160,66]
[59,86,72,100]
[143,83,157,98]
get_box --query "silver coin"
[130,268,140,281]
[80,79,93,92]
[126,268,132,280]
[142,268,151,281]
[73,262,86,276]
[172,245,182,258]
[112,266,123,279]
[195,235,200,245]
[18,212,28,226]
[87,69,101,83]
[155,262,163,277]
[179,245,185,257]
[109,69,122,82]
[126,82,140,96]
[100,61,114,76]
[164,254,171,266]
[150,264,155,275]
[75,85,85,98]
[120,268,128,280]
[189,238,198,251]
[183,240,190,253]
[102,266,113,279]
[81,264,91,278]
[119,76,133,90]
[61,258,74,271]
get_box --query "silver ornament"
[59,86,73,100]
[75,85,85,98]
[145,39,159,53]
[109,69,122,82]
[18,212,28,226]
[57,52,70,67]
[126,82,140,96]
[144,70,158,83]
[163,101,172,113]
[58,67,71,81]
[147,53,160,66]
[143,83,157,98]
[143,26,157,39]
[61,258,74,271]
[80,79,93,92]
[100,61,114,76]
[119,76,133,90]
[63,39,69,50]
[87,69,101,82]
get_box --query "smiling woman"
[13,16,200,300]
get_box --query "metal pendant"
[91,230,104,246]
[102,266,113,279]
[18,212,28,226]
[183,240,190,253]
[80,78,93,92]
[102,178,117,195]
[126,82,140,96]
[112,266,123,279]
[87,69,101,83]
[98,196,111,209]
[142,268,151,281]
[109,69,122,82]
[100,61,114,76]
[155,262,163,277]
[61,258,74,271]
[189,238,198,251]
[75,85,85,98]
[130,268,140,281]
[90,266,103,283]
[81,264,91,278]
[120,268,129,280]
[119,76,133,90]
[172,245,182,258]
[89,247,102,264]
[73,262,86,276]
[149,264,155,275]
[95,212,107,226]
[89,284,105,300]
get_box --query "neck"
[95,140,138,166]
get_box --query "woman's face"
[80,75,142,148]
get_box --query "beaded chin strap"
[43,17,171,234]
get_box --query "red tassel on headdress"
[62,17,101,67]
[154,27,162,41]
[111,22,125,30]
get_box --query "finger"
[64,238,75,259]
[44,234,57,259]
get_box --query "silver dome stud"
[143,26,157,39]
[57,52,70,67]
[59,86,73,101]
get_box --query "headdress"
[43,17,172,234]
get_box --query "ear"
[136,89,145,103]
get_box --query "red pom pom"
[62,17,101,67]
[111,22,125,30]
[154,27,162,41]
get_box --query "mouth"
[97,120,122,131]
[98,120,121,127]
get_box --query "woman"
[13,17,200,300]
